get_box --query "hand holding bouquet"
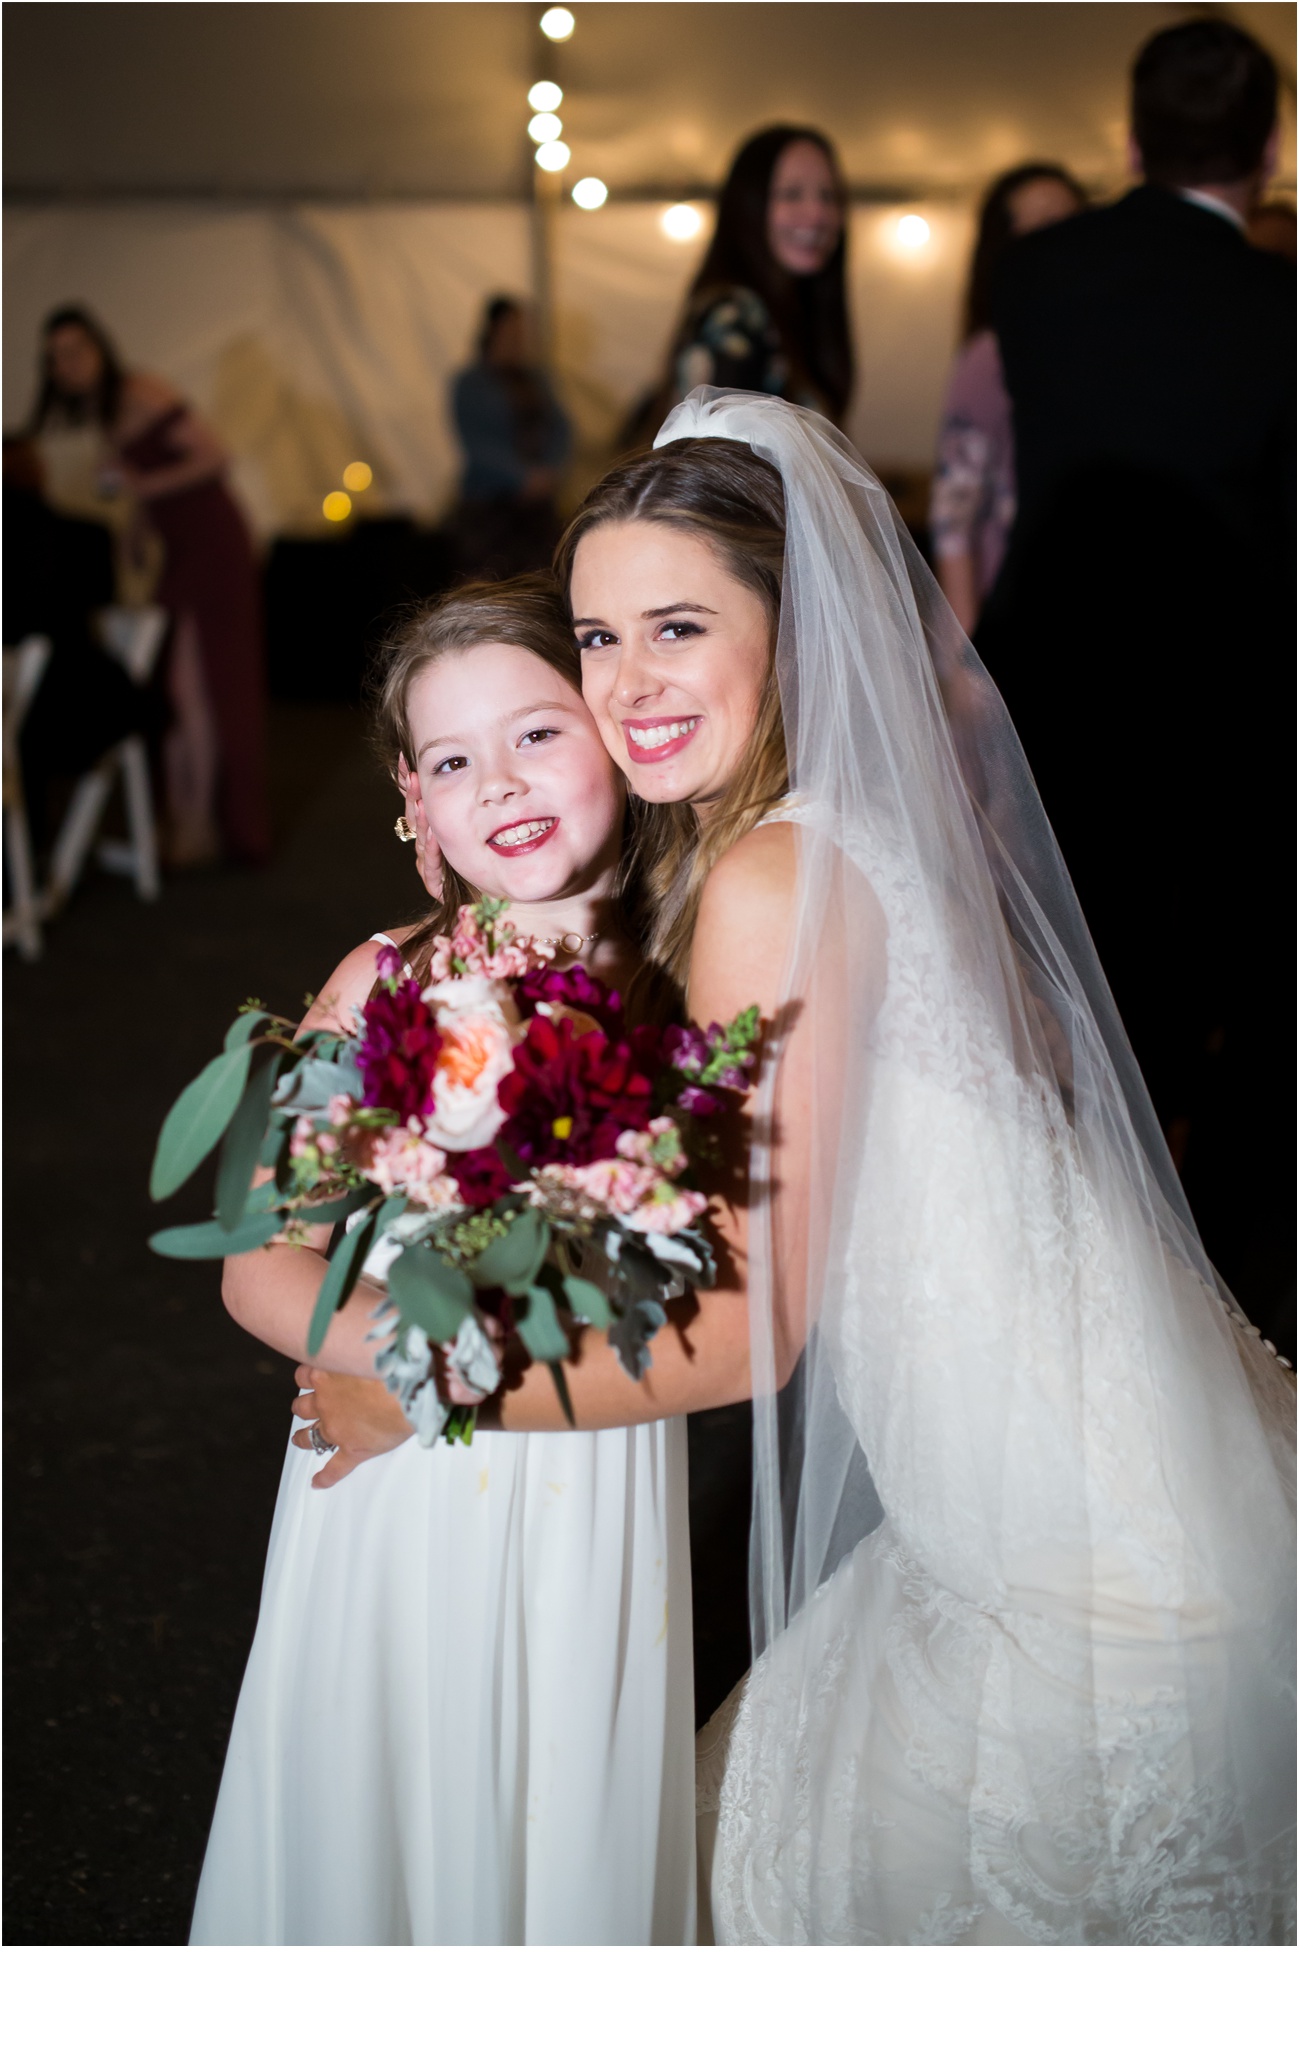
[150,904,760,1443]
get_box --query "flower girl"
[189,578,695,1945]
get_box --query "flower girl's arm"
[221,937,403,1379]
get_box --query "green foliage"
[150,1043,255,1201]
[223,1008,269,1053]
[561,1274,612,1328]
[215,1052,282,1231]
[386,1243,475,1345]
[514,1282,569,1364]
[306,1208,375,1356]
[149,1211,281,1259]
[468,1208,549,1292]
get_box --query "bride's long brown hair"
[554,439,789,992]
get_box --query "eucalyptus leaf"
[258,1119,290,1169]
[514,1283,569,1364]
[468,1208,549,1292]
[224,1008,268,1053]
[150,1044,255,1201]
[609,1298,667,1381]
[547,1361,577,1429]
[562,1274,612,1328]
[295,1185,374,1229]
[306,1208,378,1356]
[271,1057,355,1113]
[386,1244,474,1345]
[216,1052,283,1231]
[149,1211,281,1259]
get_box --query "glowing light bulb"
[534,139,571,173]
[322,490,352,523]
[528,111,563,144]
[540,7,575,40]
[572,177,608,211]
[895,213,931,249]
[660,203,703,243]
[342,461,372,492]
[528,80,563,113]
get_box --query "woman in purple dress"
[930,167,1086,637]
[35,306,270,865]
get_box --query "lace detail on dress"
[707,816,1296,1946]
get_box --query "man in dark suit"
[981,19,1293,1334]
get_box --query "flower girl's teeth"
[488,817,559,855]
[624,717,702,761]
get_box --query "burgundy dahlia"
[497,1013,654,1168]
[356,976,442,1122]
[516,962,623,1037]
[448,1145,516,1207]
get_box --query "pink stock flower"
[289,1114,317,1160]
[367,1120,459,1208]
[427,905,555,987]
[615,1117,689,1179]
[529,1153,708,1237]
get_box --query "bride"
[297,389,1295,1944]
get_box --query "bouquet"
[149,903,760,1443]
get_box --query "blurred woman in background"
[448,295,572,579]
[34,305,269,866]
[930,165,1086,636]
[625,126,853,452]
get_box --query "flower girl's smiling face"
[571,521,771,811]
[408,643,624,900]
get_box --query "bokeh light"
[895,213,931,249]
[535,139,571,173]
[660,203,703,243]
[322,490,352,523]
[571,177,608,211]
[528,81,563,113]
[528,112,563,145]
[342,462,372,492]
[540,7,575,40]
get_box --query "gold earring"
[394,815,417,844]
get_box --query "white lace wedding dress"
[190,1040,696,1945]
[695,812,1295,1945]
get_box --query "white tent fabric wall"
[4,200,970,538]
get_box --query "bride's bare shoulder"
[690,823,799,1016]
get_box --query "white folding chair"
[2,635,53,959]
[41,605,166,916]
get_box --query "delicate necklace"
[557,929,597,955]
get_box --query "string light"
[535,139,571,173]
[540,7,575,39]
[894,214,931,248]
[571,177,608,211]
[322,490,352,522]
[528,81,563,113]
[660,203,703,242]
[528,112,563,144]
[342,462,372,492]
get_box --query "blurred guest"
[983,19,1292,1326]
[448,297,572,578]
[625,126,852,450]
[1247,197,1296,260]
[3,435,159,846]
[931,164,1086,635]
[34,306,270,866]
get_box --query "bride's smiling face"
[571,521,772,810]
[408,643,624,901]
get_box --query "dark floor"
[3,707,429,1943]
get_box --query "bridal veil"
[658,389,1295,1943]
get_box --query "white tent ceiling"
[5,2,1295,202]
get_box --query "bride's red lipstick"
[622,716,702,765]
[487,816,559,857]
